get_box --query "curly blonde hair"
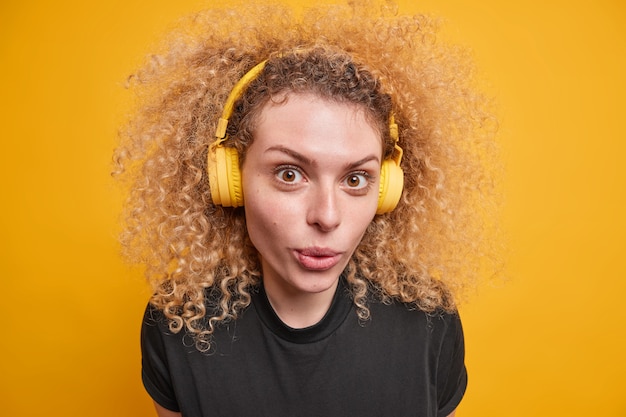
[114,1,500,351]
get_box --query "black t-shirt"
[141,279,467,417]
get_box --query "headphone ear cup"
[208,145,244,207]
[377,159,404,214]
[208,145,222,206]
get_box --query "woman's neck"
[263,278,339,329]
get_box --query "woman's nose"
[306,184,341,232]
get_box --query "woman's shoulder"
[366,295,463,337]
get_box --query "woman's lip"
[294,248,342,271]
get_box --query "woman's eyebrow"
[265,145,314,166]
[264,145,380,169]
[345,155,381,170]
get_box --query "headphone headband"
[214,60,268,143]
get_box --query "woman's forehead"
[254,91,384,137]
[249,93,383,162]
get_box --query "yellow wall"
[2,1,624,416]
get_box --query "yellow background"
[1,1,624,416]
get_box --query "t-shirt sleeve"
[436,312,468,417]
[140,304,181,412]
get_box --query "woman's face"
[242,93,382,300]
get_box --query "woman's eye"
[344,173,370,190]
[276,168,303,183]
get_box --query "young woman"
[115,3,499,416]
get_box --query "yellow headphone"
[207,59,404,214]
